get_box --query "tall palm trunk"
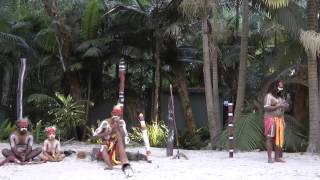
[172,61,196,133]
[209,35,222,139]
[234,0,249,122]
[202,16,216,148]
[1,61,12,106]
[152,34,161,123]
[306,0,320,153]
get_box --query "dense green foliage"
[0,0,316,151]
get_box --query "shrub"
[31,120,46,143]
[129,121,168,147]
[0,119,15,141]
[179,127,210,149]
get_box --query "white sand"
[0,142,319,180]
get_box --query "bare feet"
[268,159,273,163]
[275,159,286,163]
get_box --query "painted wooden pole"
[118,58,126,110]
[227,102,234,158]
[138,113,152,163]
[17,58,26,120]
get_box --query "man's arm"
[9,134,24,161]
[25,134,34,155]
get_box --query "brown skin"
[264,82,288,163]
[39,135,65,162]
[93,117,130,170]
[0,130,42,166]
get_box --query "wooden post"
[138,113,152,162]
[227,102,234,158]
[118,58,126,110]
[17,58,26,120]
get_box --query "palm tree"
[233,0,249,122]
[104,0,197,133]
[41,0,83,100]
[181,0,221,147]
[299,0,320,153]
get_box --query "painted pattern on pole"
[227,103,234,158]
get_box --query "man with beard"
[0,118,42,166]
[263,80,289,163]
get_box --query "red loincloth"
[264,116,275,137]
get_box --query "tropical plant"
[0,119,16,141]
[180,0,221,147]
[28,92,94,139]
[31,120,46,143]
[219,113,265,151]
[129,121,168,147]
[179,127,210,150]
[301,0,320,153]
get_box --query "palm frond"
[300,30,320,56]
[81,0,103,39]
[82,47,103,59]
[164,23,182,39]
[27,93,58,108]
[284,115,308,152]
[0,32,30,49]
[262,0,290,8]
[273,1,305,39]
[105,4,148,25]
[0,0,18,20]
[32,28,57,52]
[180,0,208,18]
[219,113,265,151]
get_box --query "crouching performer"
[92,104,133,177]
[0,118,42,166]
[39,126,65,162]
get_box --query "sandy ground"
[0,142,319,180]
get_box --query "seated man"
[0,118,42,166]
[39,126,65,162]
[93,104,133,176]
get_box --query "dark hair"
[267,81,278,97]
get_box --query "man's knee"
[34,147,42,155]
[1,149,12,157]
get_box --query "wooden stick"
[17,58,26,120]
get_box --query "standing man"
[0,118,42,166]
[263,80,288,163]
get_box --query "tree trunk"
[202,16,216,149]
[234,0,249,122]
[1,61,12,106]
[42,0,81,101]
[209,34,222,139]
[172,61,196,133]
[307,0,320,153]
[152,34,161,123]
[64,71,81,101]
